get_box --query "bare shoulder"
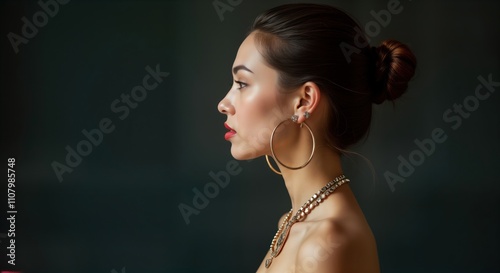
[295,218,380,273]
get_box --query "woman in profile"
[218,3,416,272]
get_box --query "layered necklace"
[264,174,350,268]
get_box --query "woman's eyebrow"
[232,65,254,75]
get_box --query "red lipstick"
[224,123,236,140]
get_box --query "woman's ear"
[292,81,321,123]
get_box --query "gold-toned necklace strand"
[264,174,350,268]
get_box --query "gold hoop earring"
[265,119,316,175]
[265,155,281,175]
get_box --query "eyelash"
[234,80,248,90]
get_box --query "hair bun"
[371,40,417,104]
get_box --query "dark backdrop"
[1,0,499,272]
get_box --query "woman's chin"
[230,145,263,161]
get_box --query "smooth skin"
[218,32,380,273]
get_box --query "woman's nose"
[218,96,235,115]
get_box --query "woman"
[218,3,416,273]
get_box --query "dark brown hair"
[250,3,416,150]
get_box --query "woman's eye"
[234,80,247,90]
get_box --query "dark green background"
[1,0,499,272]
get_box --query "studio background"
[1,0,499,272]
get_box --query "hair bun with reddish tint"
[371,40,417,104]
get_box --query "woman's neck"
[278,145,344,217]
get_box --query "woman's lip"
[224,122,236,140]
[225,131,236,140]
[224,122,236,132]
